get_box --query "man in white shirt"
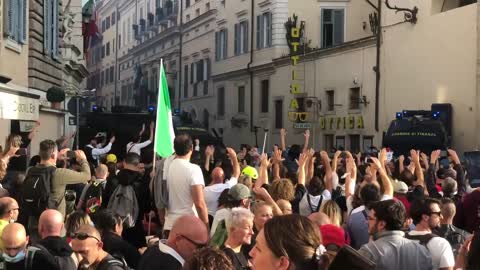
[126,122,154,155]
[204,147,240,218]
[407,198,455,270]
[85,135,115,166]
[164,134,209,234]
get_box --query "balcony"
[165,0,178,19]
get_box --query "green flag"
[153,61,175,157]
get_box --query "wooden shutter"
[4,0,14,38]
[206,58,211,79]
[215,31,219,61]
[267,13,272,47]
[19,0,27,43]
[223,29,227,59]
[333,9,344,46]
[44,0,51,54]
[52,0,59,58]
[243,21,248,53]
[256,15,261,49]
[190,63,194,84]
[234,23,239,56]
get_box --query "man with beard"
[407,198,455,270]
[358,200,432,270]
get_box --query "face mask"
[3,250,25,263]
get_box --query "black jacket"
[137,245,182,270]
[30,236,76,270]
[102,231,141,269]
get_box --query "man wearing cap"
[210,184,251,237]
[204,148,240,224]
[393,180,411,219]
[85,135,116,166]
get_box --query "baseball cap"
[106,154,117,163]
[241,166,258,180]
[394,180,408,194]
[319,224,347,250]
[228,184,251,201]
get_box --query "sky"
[82,0,88,7]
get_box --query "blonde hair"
[321,200,342,227]
[251,201,272,216]
[238,175,253,190]
[270,179,295,202]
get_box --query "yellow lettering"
[290,99,299,110]
[328,117,334,129]
[292,27,300,38]
[343,117,347,129]
[290,83,301,94]
[348,115,355,129]
[320,117,325,129]
[291,56,300,66]
[357,116,364,129]
[292,42,299,52]
[336,117,342,129]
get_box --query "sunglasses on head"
[72,232,101,242]
[179,235,207,249]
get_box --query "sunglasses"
[179,235,207,249]
[429,211,442,216]
[72,232,101,242]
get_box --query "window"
[140,7,144,19]
[118,35,121,49]
[336,136,345,150]
[186,0,190,7]
[186,14,190,21]
[106,16,111,29]
[215,29,228,61]
[363,136,374,152]
[43,0,59,57]
[349,135,360,153]
[321,8,344,48]
[324,135,334,152]
[206,2,210,10]
[196,8,200,16]
[217,87,225,117]
[127,18,131,43]
[256,12,272,49]
[432,0,477,13]
[102,20,106,32]
[4,0,28,44]
[106,42,110,56]
[274,99,283,129]
[260,80,269,113]
[113,39,115,52]
[349,87,360,110]
[100,71,104,87]
[110,67,115,83]
[326,90,334,111]
[112,12,116,25]
[101,45,105,58]
[196,60,204,83]
[234,21,249,55]
[184,65,188,98]
[238,86,245,113]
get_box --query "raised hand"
[430,149,441,164]
[304,129,310,139]
[296,153,308,167]
[280,128,287,137]
[410,149,420,163]
[447,149,460,164]
[226,147,237,159]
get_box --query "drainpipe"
[177,0,183,110]
[247,0,255,132]
[114,1,119,106]
[374,0,381,132]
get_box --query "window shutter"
[215,31,219,61]
[17,0,27,43]
[259,15,265,49]
[243,21,248,53]
[43,0,51,54]
[206,58,211,79]
[223,29,228,59]
[190,63,194,84]
[52,0,59,58]
[267,12,272,47]
[13,0,20,41]
[234,23,239,56]
[4,0,14,38]
[197,59,204,82]
[333,9,344,45]
[256,15,261,49]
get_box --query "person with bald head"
[1,223,29,268]
[71,224,126,270]
[137,215,209,270]
[204,148,240,223]
[0,197,20,250]
[26,209,77,270]
[77,164,109,214]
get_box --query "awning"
[0,83,40,121]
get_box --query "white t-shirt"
[210,208,231,237]
[126,140,152,155]
[407,231,455,269]
[298,190,331,216]
[164,159,205,230]
[204,177,238,216]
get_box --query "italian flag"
[153,60,175,157]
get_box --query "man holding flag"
[153,61,209,237]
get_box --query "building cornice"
[129,26,181,56]
[183,9,217,30]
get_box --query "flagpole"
[152,59,163,174]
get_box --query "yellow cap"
[106,154,117,163]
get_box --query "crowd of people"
[0,123,479,270]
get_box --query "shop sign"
[319,115,365,130]
[293,123,312,129]
[0,92,39,121]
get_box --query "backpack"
[153,158,169,209]
[306,193,323,214]
[23,166,57,218]
[107,184,139,228]
[96,256,130,270]
[405,233,437,250]
[441,227,466,257]
[210,219,228,248]
[81,181,104,215]
[25,244,76,270]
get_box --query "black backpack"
[81,181,104,216]
[25,244,76,270]
[405,233,437,250]
[23,166,57,218]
